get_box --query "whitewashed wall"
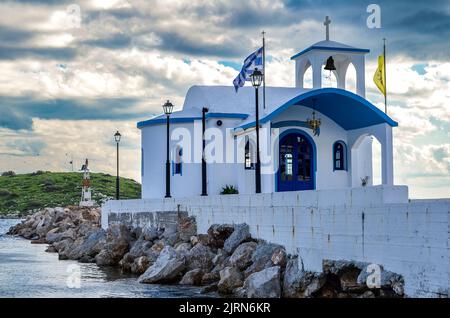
[102,185,449,298]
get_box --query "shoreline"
[7,206,405,298]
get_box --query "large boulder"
[178,216,197,242]
[244,266,281,298]
[229,242,257,270]
[68,228,106,260]
[141,226,161,242]
[244,242,285,277]
[180,269,204,285]
[131,256,152,274]
[218,267,244,294]
[138,246,186,284]
[186,243,215,271]
[207,224,235,248]
[283,256,326,298]
[223,224,251,254]
[95,225,133,266]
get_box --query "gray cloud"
[0,96,144,130]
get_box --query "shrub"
[26,200,43,210]
[31,170,46,176]
[220,185,238,195]
[0,188,11,197]
[1,171,16,177]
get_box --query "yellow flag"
[373,55,386,96]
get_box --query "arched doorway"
[277,132,315,191]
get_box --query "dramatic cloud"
[0,0,448,198]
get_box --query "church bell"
[324,56,336,71]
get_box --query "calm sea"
[0,219,207,298]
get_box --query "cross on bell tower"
[324,16,331,41]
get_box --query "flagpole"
[262,31,266,110]
[383,38,387,114]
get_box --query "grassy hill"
[0,171,141,216]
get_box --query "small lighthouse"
[80,158,94,207]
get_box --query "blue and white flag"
[233,47,264,92]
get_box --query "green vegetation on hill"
[0,171,141,216]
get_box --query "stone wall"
[101,185,449,298]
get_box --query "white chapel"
[138,18,397,199]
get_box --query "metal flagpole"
[383,38,387,114]
[262,31,266,110]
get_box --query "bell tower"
[291,16,370,97]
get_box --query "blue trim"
[332,140,348,171]
[235,88,398,131]
[291,46,370,60]
[137,112,248,129]
[275,129,317,192]
[271,120,320,136]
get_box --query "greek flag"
[233,46,264,92]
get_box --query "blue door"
[277,133,314,191]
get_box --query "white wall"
[102,185,449,298]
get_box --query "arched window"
[333,141,347,171]
[173,146,183,175]
[244,137,255,170]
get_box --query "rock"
[68,228,106,259]
[180,269,204,285]
[197,234,210,246]
[46,228,63,244]
[119,253,134,271]
[356,263,404,296]
[190,236,199,246]
[131,256,152,274]
[128,238,153,259]
[45,245,57,253]
[282,257,326,298]
[95,224,133,266]
[35,214,54,237]
[161,226,179,246]
[223,224,251,254]
[271,248,287,268]
[207,224,235,248]
[245,243,285,277]
[201,272,220,285]
[138,246,186,284]
[186,243,214,271]
[141,226,160,242]
[201,284,218,294]
[244,266,281,298]
[151,241,165,253]
[229,242,257,270]
[218,267,244,294]
[175,242,192,255]
[233,287,247,298]
[359,290,375,298]
[178,216,197,242]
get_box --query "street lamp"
[114,130,121,200]
[250,68,263,193]
[163,100,173,198]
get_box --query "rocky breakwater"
[8,207,405,298]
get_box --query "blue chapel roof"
[235,88,398,131]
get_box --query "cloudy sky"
[0,0,449,198]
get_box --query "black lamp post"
[201,107,209,196]
[250,68,263,193]
[163,100,174,198]
[114,131,121,200]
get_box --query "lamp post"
[201,107,209,196]
[163,100,174,198]
[250,68,263,193]
[114,131,121,200]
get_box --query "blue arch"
[332,140,348,171]
[236,88,398,131]
[275,128,317,192]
